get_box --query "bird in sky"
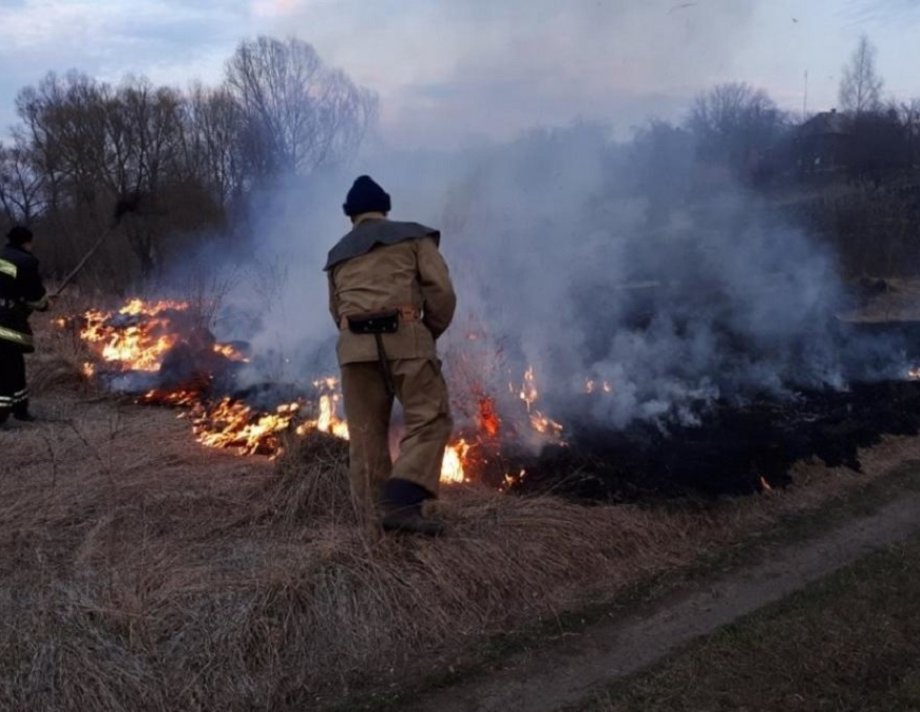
[668,3,697,15]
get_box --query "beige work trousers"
[340,358,453,509]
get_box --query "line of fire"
[56,297,563,488]
[56,291,920,503]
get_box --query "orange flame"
[139,388,200,407]
[212,343,249,362]
[441,439,470,484]
[297,384,465,482]
[477,395,501,438]
[80,301,187,372]
[500,468,527,492]
[118,298,188,317]
[299,392,350,440]
[188,399,300,456]
[69,297,486,483]
[530,412,564,437]
[515,365,564,441]
[519,365,539,411]
[78,299,244,374]
[585,378,613,394]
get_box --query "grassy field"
[585,534,920,712]
[4,310,920,711]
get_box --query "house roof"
[800,111,850,137]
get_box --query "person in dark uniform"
[0,226,51,424]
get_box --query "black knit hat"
[6,226,33,247]
[342,175,391,217]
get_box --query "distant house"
[797,109,851,175]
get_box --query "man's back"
[327,217,456,365]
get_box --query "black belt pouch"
[347,310,400,335]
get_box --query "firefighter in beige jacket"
[325,176,456,535]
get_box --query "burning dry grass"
[4,312,920,710]
[28,322,92,396]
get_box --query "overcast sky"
[1,0,919,148]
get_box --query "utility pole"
[803,69,809,120]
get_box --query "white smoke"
[174,1,910,430]
[201,120,906,433]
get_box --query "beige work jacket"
[327,217,456,365]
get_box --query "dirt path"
[409,489,920,712]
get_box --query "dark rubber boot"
[382,505,445,537]
[380,478,445,537]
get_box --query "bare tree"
[839,34,884,116]
[13,71,226,281]
[897,98,920,167]
[182,83,246,207]
[106,77,187,276]
[630,120,694,224]
[14,72,119,279]
[0,137,45,224]
[16,72,112,209]
[686,82,786,175]
[225,36,377,178]
[3,36,376,285]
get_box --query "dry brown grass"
[266,433,358,526]
[3,314,919,711]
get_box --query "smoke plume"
[173,1,910,433]
[194,120,905,436]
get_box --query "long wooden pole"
[52,225,114,297]
[53,192,150,297]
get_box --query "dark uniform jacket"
[325,215,457,365]
[0,244,49,353]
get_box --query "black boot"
[0,410,8,426]
[13,406,35,422]
[380,478,445,537]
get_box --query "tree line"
[1,33,918,289]
[0,36,376,287]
